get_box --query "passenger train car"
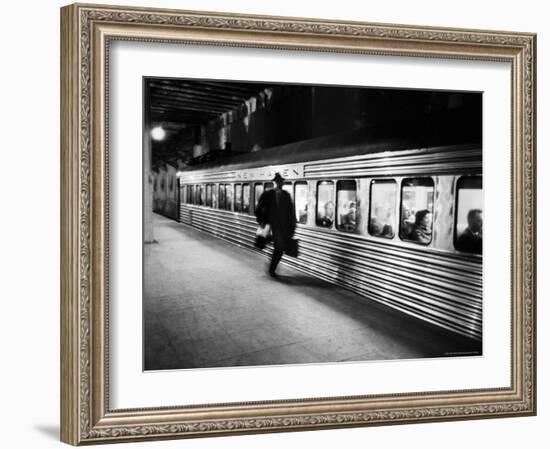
[176,131,482,341]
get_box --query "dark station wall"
[193,85,481,160]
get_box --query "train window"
[399,178,434,245]
[235,184,243,212]
[225,184,234,211]
[283,182,293,199]
[160,178,165,191]
[194,185,200,205]
[205,184,212,207]
[454,176,483,254]
[336,180,357,232]
[218,184,226,210]
[242,183,250,213]
[316,181,335,228]
[211,184,218,208]
[199,184,206,206]
[264,182,274,191]
[254,183,263,209]
[368,179,396,239]
[294,182,308,224]
[169,177,174,191]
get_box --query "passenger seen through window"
[400,178,434,244]
[336,180,357,232]
[368,179,396,238]
[316,181,335,228]
[455,176,482,254]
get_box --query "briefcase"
[285,238,299,258]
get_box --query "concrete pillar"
[143,82,154,243]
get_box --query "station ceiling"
[147,78,270,128]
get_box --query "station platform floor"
[144,213,480,371]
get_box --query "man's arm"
[255,191,267,225]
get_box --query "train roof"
[178,128,480,174]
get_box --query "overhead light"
[151,126,166,141]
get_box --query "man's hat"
[272,172,285,182]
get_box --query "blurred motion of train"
[152,164,179,220]
[176,130,483,341]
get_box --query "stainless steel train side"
[176,143,482,340]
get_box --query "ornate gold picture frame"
[60,3,536,445]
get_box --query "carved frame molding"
[61,3,536,445]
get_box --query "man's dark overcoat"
[255,189,296,247]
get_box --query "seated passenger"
[297,204,308,224]
[410,209,432,244]
[340,201,357,231]
[456,209,483,254]
[400,205,415,238]
[317,201,334,227]
[369,205,393,237]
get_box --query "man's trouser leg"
[269,233,284,275]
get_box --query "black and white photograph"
[143,78,483,371]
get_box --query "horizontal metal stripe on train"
[303,162,481,178]
[297,223,482,268]
[178,170,237,182]
[303,145,480,164]
[295,227,482,281]
[296,236,482,292]
[303,157,482,176]
[293,242,482,310]
[290,245,482,321]
[292,231,482,293]
[179,205,482,339]
[304,148,481,171]
[177,148,481,183]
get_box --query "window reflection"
[206,184,213,207]
[368,179,396,239]
[254,183,263,209]
[316,181,334,228]
[218,184,226,210]
[294,182,308,224]
[211,184,217,208]
[242,184,250,213]
[336,180,357,232]
[235,184,243,212]
[283,182,293,199]
[225,184,233,211]
[455,176,482,254]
